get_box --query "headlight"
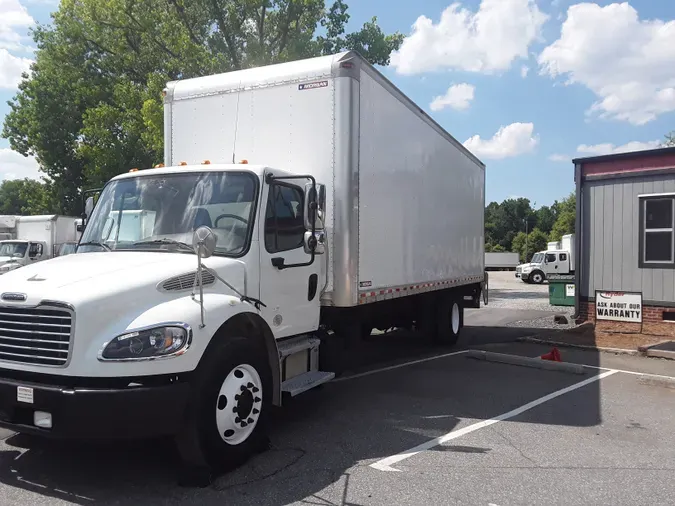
[99,324,191,361]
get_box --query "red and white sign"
[595,291,642,323]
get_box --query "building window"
[264,183,305,253]
[640,196,675,268]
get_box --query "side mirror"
[304,230,326,255]
[304,183,326,231]
[84,196,94,218]
[192,226,217,258]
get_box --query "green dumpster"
[547,274,576,306]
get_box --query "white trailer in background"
[0,51,486,475]
[485,252,520,270]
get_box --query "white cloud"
[521,65,529,78]
[0,48,31,88]
[576,140,662,156]
[0,0,34,51]
[463,122,539,160]
[539,2,675,125]
[548,153,570,162]
[390,0,548,75]
[430,83,475,111]
[0,148,41,181]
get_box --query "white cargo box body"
[561,233,575,271]
[165,51,485,308]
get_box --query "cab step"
[277,335,321,359]
[281,371,335,397]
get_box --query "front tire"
[530,271,545,284]
[176,336,272,476]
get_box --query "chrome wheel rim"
[215,363,263,445]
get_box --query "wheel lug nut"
[241,421,248,427]
[235,417,241,423]
[252,408,259,414]
[247,382,254,388]
[232,407,238,413]
[240,385,246,391]
[254,397,261,403]
[234,394,240,400]
[247,417,253,423]
[252,387,259,393]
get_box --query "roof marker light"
[129,168,139,172]
[179,161,187,166]
[239,159,248,164]
[202,160,211,165]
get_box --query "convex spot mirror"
[304,183,326,231]
[193,226,217,258]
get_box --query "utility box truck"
[516,233,575,284]
[0,52,486,473]
[0,215,80,274]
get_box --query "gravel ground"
[482,271,579,331]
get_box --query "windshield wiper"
[131,238,194,252]
[78,241,111,251]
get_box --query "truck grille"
[0,305,72,366]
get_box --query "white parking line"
[332,349,470,383]
[369,369,618,472]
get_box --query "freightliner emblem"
[1,293,27,302]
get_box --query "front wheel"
[176,336,271,476]
[530,271,545,284]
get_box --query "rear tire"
[433,296,463,346]
[175,336,272,477]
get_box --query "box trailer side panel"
[356,68,485,297]
[485,252,520,269]
[166,56,341,295]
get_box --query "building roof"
[572,145,675,165]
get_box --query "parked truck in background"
[485,252,520,271]
[516,233,575,284]
[0,52,486,474]
[0,215,81,274]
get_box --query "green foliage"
[0,179,57,215]
[664,131,675,147]
[2,0,403,210]
[511,228,549,263]
[549,192,576,242]
[484,191,577,261]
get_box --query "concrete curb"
[643,349,675,361]
[516,336,639,356]
[466,349,587,375]
[637,375,675,390]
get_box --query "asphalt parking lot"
[0,272,673,505]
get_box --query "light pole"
[524,217,529,262]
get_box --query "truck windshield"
[79,171,257,256]
[0,242,27,258]
[531,253,544,263]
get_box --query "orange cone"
[540,347,561,362]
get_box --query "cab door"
[258,179,322,338]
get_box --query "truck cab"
[0,240,45,274]
[515,234,576,284]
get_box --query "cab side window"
[545,253,556,263]
[265,184,305,253]
[28,243,43,258]
[559,253,567,261]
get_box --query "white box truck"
[516,233,575,283]
[0,215,80,274]
[0,52,486,475]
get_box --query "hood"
[0,251,246,307]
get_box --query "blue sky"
[2,0,675,208]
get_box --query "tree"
[664,131,675,147]
[511,228,549,263]
[3,0,403,212]
[549,191,576,241]
[0,179,56,215]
